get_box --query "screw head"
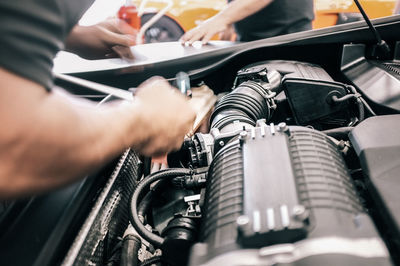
[219,141,225,147]
[236,215,250,233]
[277,122,291,136]
[293,205,309,221]
[277,122,287,131]
[236,215,250,226]
[240,131,248,138]
[239,131,247,145]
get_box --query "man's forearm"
[217,0,273,25]
[0,68,195,198]
[0,69,138,197]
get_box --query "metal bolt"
[293,205,309,221]
[278,122,291,136]
[239,131,248,145]
[236,215,250,232]
[219,141,225,147]
[277,122,287,132]
[240,131,248,138]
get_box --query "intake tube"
[210,81,273,133]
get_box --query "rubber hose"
[332,94,356,102]
[139,256,162,266]
[356,98,365,121]
[360,97,377,116]
[120,235,141,266]
[129,168,192,247]
[210,110,255,130]
[347,85,375,117]
[210,81,271,131]
[332,93,365,122]
[323,127,354,140]
[137,179,169,221]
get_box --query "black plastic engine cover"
[190,123,391,266]
[349,114,400,263]
[236,60,351,126]
[283,78,348,125]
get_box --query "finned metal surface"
[61,150,131,266]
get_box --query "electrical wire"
[347,85,376,116]
[322,127,354,140]
[360,97,377,116]
[332,94,365,122]
[331,94,356,103]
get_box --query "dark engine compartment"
[1,17,400,266]
[65,56,400,266]
[131,58,398,266]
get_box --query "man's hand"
[180,0,273,45]
[180,15,230,45]
[0,70,193,198]
[219,24,237,41]
[65,18,137,60]
[129,77,196,157]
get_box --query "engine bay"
[2,17,400,266]
[62,54,400,266]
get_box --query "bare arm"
[181,0,273,44]
[395,0,400,14]
[0,68,195,198]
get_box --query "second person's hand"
[180,15,230,46]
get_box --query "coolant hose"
[120,234,141,266]
[129,168,192,247]
[137,179,169,222]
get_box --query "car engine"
[59,59,400,266]
[0,1,400,265]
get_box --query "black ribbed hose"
[210,81,272,131]
[129,168,192,247]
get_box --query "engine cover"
[189,123,391,266]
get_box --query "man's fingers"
[181,26,220,45]
[102,28,136,47]
[187,30,207,45]
[111,45,134,60]
[99,19,120,32]
[180,29,195,43]
[180,27,207,45]
[131,76,196,157]
[202,31,216,45]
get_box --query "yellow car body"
[133,0,397,41]
[133,0,225,32]
[314,0,397,28]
